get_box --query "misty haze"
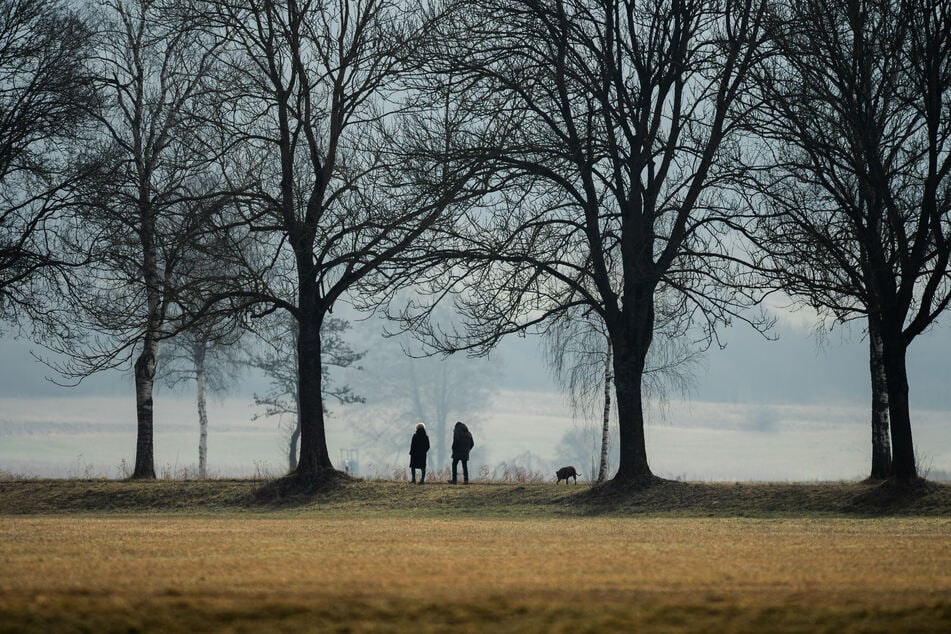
[3,1,951,632]
[3,314,949,482]
[2,0,950,487]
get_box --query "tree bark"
[288,419,301,473]
[868,319,892,479]
[133,184,160,480]
[880,329,917,482]
[195,341,208,480]
[612,349,652,482]
[610,292,655,484]
[132,341,157,479]
[288,323,301,473]
[605,225,659,485]
[295,301,335,477]
[597,341,613,483]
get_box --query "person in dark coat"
[449,421,475,484]
[409,422,430,484]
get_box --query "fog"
[1,312,949,481]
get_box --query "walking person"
[449,421,475,484]
[409,423,430,484]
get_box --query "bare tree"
[160,312,244,478]
[161,327,243,479]
[43,0,224,478]
[741,0,951,482]
[407,0,770,486]
[0,0,96,326]
[197,0,462,482]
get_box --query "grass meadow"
[1,479,950,632]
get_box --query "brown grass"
[1,479,949,631]
[2,477,950,517]
[1,514,950,632]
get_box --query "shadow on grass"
[1,475,949,516]
[251,469,353,506]
[580,473,671,498]
[571,476,951,517]
[845,477,943,515]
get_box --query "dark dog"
[556,465,580,484]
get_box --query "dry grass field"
[1,479,950,632]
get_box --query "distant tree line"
[0,0,947,486]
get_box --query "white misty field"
[1,389,949,481]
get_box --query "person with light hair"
[408,422,430,484]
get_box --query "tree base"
[848,476,936,513]
[581,472,670,500]
[878,474,930,489]
[253,468,351,503]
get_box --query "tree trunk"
[881,331,917,482]
[608,270,657,485]
[611,327,654,484]
[597,341,613,483]
[132,175,161,479]
[194,341,208,480]
[132,340,157,479]
[288,418,301,473]
[295,304,335,477]
[868,319,892,479]
[288,322,302,473]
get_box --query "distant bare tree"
[160,299,244,478]
[353,321,499,471]
[157,213,253,479]
[400,352,497,471]
[406,0,770,486]
[741,0,951,482]
[161,326,243,478]
[249,314,363,473]
[0,0,96,326]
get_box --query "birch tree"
[160,314,244,478]
[741,0,951,482]
[47,0,223,478]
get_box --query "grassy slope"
[1,477,950,516]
